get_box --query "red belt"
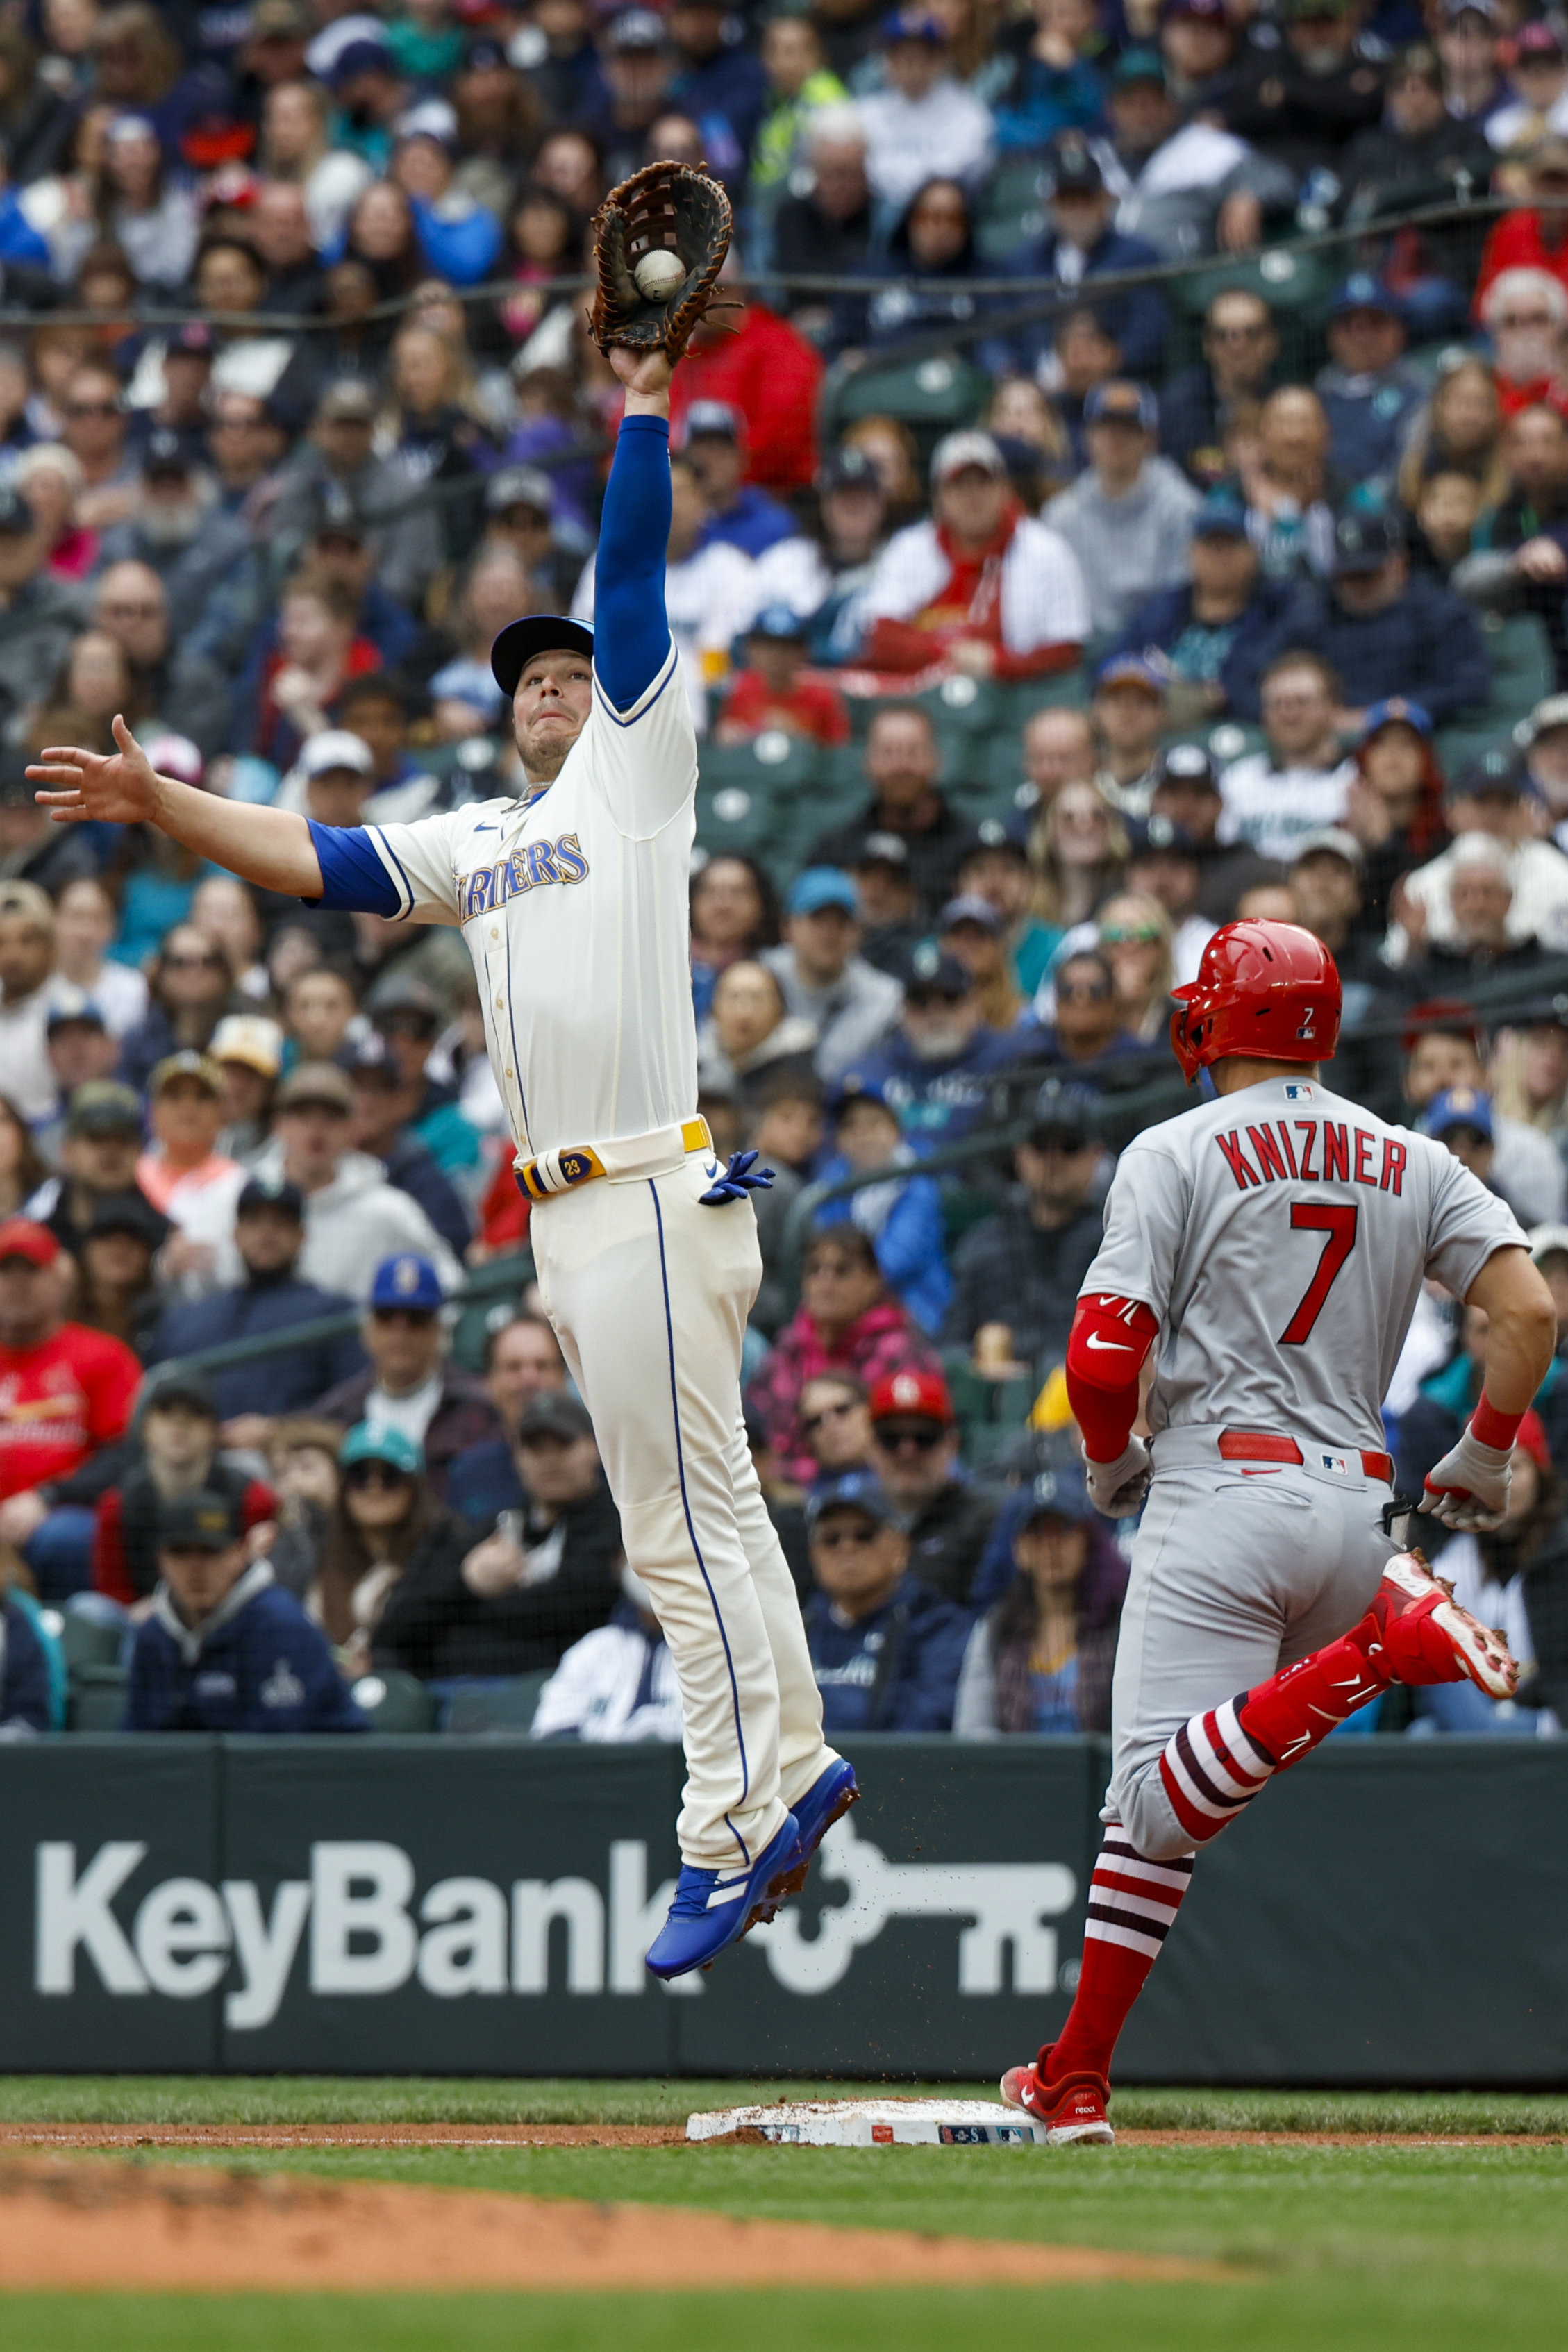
[1219,1430,1394,1485]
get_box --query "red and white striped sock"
[1158,1632,1385,1849]
[1043,1826,1194,2085]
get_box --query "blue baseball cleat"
[645,1812,800,1981]
[753,1757,861,1924]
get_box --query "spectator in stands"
[944,1078,1107,1373]
[0,879,58,1125]
[1219,650,1356,863]
[94,1369,276,1610]
[0,1217,141,1600]
[0,1584,49,1732]
[697,959,819,1110]
[301,1422,463,1678]
[446,1312,571,1527]
[124,1483,367,1734]
[1149,743,1283,922]
[938,892,1028,1033]
[1290,510,1491,730]
[118,924,240,1097]
[51,878,147,1042]
[1394,835,1558,1003]
[761,869,903,1085]
[1045,381,1201,638]
[1010,706,1097,840]
[147,1175,364,1437]
[1476,135,1568,317]
[1340,44,1493,339]
[0,1095,44,1230]
[244,1060,463,1299]
[988,133,1167,381]
[681,401,797,560]
[1089,653,1169,817]
[1096,890,1176,1042]
[833,172,989,361]
[344,1037,473,1262]
[808,703,983,916]
[842,946,1027,1144]
[1107,488,1309,725]
[72,1191,167,1360]
[1394,753,1568,958]
[713,608,851,749]
[1398,1005,1568,1229]
[1221,0,1385,177]
[843,833,924,978]
[798,1373,876,1485]
[802,1468,971,1731]
[1315,277,1425,487]
[991,4,1108,154]
[1480,267,1568,421]
[856,8,994,212]
[859,428,1088,686]
[752,444,887,665]
[1026,780,1130,937]
[1342,698,1449,935]
[747,1224,940,1484]
[1457,402,1568,689]
[812,1079,949,1334]
[378,1394,623,1680]
[31,1083,143,1257]
[1162,287,1281,491]
[770,105,871,322]
[1034,945,1155,1078]
[1124,821,1214,985]
[666,256,826,497]
[866,1365,995,1603]
[136,1051,246,1292]
[955,1461,1127,1732]
[1101,47,1295,261]
[530,1562,683,1742]
[314,1251,496,1501]
[1236,385,1342,583]
[689,854,780,1023]
[1407,365,1512,543]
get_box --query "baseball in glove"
[588,159,733,363]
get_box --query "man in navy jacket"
[1290,510,1492,730]
[983,133,1168,381]
[1105,490,1312,722]
[802,1472,971,1733]
[124,1486,367,1733]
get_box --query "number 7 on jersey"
[1278,1202,1359,1346]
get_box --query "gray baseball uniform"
[1082,1074,1525,1854]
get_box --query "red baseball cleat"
[999,2048,1115,2146]
[1362,1551,1519,1699]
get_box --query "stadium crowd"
[6,0,1568,1746]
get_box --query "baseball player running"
[1000,919,1555,2143]
[26,221,854,1984]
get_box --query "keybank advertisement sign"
[0,1739,1097,2076]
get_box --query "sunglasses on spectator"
[813,1523,883,1550]
[1496,310,1556,329]
[1100,923,1162,945]
[1031,1128,1090,1153]
[1208,322,1269,342]
[370,1307,435,1328]
[344,1463,411,1492]
[1058,977,1112,1002]
[803,1399,860,1435]
[99,599,162,619]
[162,951,226,969]
[874,1422,946,1453]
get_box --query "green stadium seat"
[694,782,781,861]
[974,157,1046,259]
[351,1669,438,1733]
[441,1671,552,1736]
[59,1608,122,1673]
[819,353,990,472]
[697,730,823,798]
[1478,610,1553,722]
[68,1663,126,1733]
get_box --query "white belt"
[517,1116,712,1202]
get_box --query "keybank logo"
[33,1824,1079,2028]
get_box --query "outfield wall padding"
[2,1735,1560,2084]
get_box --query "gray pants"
[1107,1431,1396,1860]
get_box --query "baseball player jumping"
[26,167,854,1983]
[1001,919,1555,2144]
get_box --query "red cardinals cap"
[0,1218,58,1267]
[869,1368,955,1426]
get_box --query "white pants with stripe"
[1107,1438,1395,1861]
[531,1145,836,1869]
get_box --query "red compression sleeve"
[1067,1294,1159,1462]
[1471,1391,1525,1452]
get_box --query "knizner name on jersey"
[457,832,590,921]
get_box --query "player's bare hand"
[27,712,161,826]
[608,344,673,398]
[1085,1437,1151,1518]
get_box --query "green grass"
[1,2074,1567,2135]
[1,2083,1567,2349]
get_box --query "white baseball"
[634,249,685,299]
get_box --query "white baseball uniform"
[315,640,836,1869]
[1082,1073,1525,1855]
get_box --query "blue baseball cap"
[749,602,808,643]
[1359,696,1433,743]
[1017,1462,1094,1529]
[1112,45,1167,83]
[340,1421,425,1476]
[788,867,859,917]
[1094,650,1167,696]
[1330,272,1401,321]
[1424,1087,1494,1144]
[1193,488,1249,539]
[368,1253,445,1312]
[1085,379,1159,433]
[806,1470,899,1530]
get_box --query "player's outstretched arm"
[595,347,674,715]
[28,715,324,898]
[1419,1245,1557,1532]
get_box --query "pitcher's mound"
[0,2156,1221,2293]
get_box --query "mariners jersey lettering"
[1082,1076,1526,1453]
[348,646,697,1156]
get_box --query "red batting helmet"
[1170,919,1342,1083]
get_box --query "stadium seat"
[1435,612,1553,776]
[58,1606,123,1673]
[697,731,823,799]
[819,353,990,471]
[439,1671,553,1735]
[67,1663,126,1733]
[351,1669,438,1733]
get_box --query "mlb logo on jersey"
[1319,1453,1350,1476]
[1285,1083,1314,1102]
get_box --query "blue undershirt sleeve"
[303,820,403,917]
[594,413,673,712]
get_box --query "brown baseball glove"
[588,158,733,362]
